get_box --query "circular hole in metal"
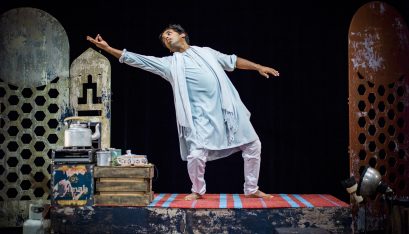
[6,172,18,182]
[6,157,18,167]
[34,172,45,182]
[22,88,33,98]
[47,119,59,129]
[379,149,386,159]
[34,96,46,106]
[34,142,46,152]
[20,164,32,175]
[369,141,376,152]
[368,93,376,103]
[20,180,31,190]
[388,141,396,151]
[48,89,59,98]
[377,85,385,96]
[0,134,4,144]
[359,150,367,160]
[7,126,18,136]
[21,134,33,144]
[368,109,376,120]
[6,188,18,198]
[22,103,33,113]
[34,111,46,121]
[387,94,395,104]
[7,141,18,152]
[358,85,366,95]
[387,109,395,120]
[0,87,5,97]
[34,126,46,136]
[7,110,19,121]
[47,104,59,113]
[21,149,32,159]
[378,101,385,112]
[34,157,45,167]
[368,125,376,136]
[378,133,386,144]
[388,125,396,136]
[358,101,366,111]
[8,95,19,105]
[358,117,366,128]
[33,188,45,197]
[0,165,4,175]
[369,157,377,167]
[378,117,385,128]
[358,133,366,144]
[47,134,58,144]
[21,118,33,128]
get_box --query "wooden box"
[93,164,154,206]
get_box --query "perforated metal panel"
[0,77,69,201]
[348,1,409,231]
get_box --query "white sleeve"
[205,47,237,72]
[119,49,172,80]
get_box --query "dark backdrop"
[1,0,408,202]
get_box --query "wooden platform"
[50,193,352,233]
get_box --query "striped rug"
[148,194,349,209]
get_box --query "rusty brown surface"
[349,1,409,232]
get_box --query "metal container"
[96,150,111,166]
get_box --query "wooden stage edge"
[50,193,352,234]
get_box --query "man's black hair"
[159,24,190,46]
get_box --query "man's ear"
[181,33,186,39]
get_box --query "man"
[87,24,279,200]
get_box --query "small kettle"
[64,116,100,147]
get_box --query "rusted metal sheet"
[0,8,69,87]
[50,206,352,233]
[349,1,409,232]
[0,7,70,227]
[69,48,111,149]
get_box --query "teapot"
[64,116,100,147]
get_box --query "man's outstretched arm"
[86,34,123,59]
[236,57,279,78]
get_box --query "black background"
[1,0,408,202]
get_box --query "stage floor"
[144,193,349,209]
[51,193,352,233]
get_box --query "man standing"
[87,24,279,200]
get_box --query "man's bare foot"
[184,193,203,201]
[244,190,273,199]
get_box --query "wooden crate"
[94,164,154,206]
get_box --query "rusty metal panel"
[349,1,409,232]
[0,8,69,87]
[0,7,70,227]
[69,48,111,149]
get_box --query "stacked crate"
[93,164,154,206]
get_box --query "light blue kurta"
[119,46,259,161]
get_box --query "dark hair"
[159,24,190,46]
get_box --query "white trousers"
[187,140,261,195]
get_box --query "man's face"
[161,29,186,52]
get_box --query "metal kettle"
[64,116,100,147]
